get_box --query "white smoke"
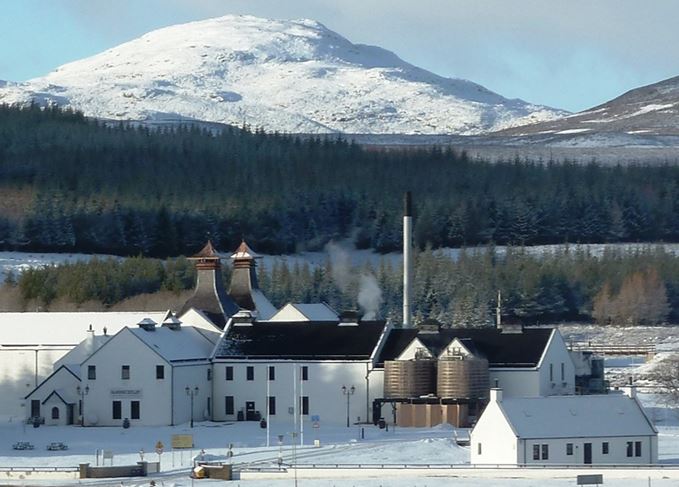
[358,273,383,320]
[325,241,351,293]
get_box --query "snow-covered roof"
[267,303,338,322]
[498,392,656,439]
[251,289,277,320]
[0,311,168,346]
[54,334,112,369]
[128,325,216,362]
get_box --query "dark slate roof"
[377,327,554,368]
[179,268,239,328]
[215,320,387,360]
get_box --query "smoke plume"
[358,273,383,320]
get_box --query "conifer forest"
[1,104,679,325]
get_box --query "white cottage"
[471,387,658,466]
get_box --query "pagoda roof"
[189,240,221,260]
[231,240,260,260]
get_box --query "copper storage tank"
[384,360,436,398]
[437,357,489,400]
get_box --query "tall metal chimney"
[403,191,413,327]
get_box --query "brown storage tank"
[384,360,436,398]
[437,357,489,400]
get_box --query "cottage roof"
[498,393,656,439]
[215,320,386,360]
[377,327,553,368]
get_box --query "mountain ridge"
[0,14,566,135]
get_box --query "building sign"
[110,389,142,397]
[171,434,194,449]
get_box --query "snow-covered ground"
[3,242,679,282]
[1,394,679,486]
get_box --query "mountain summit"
[0,15,566,134]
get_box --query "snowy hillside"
[496,75,679,144]
[0,15,566,135]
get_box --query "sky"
[1,0,678,113]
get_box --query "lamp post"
[341,385,355,428]
[185,386,199,428]
[76,385,89,426]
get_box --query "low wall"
[0,467,78,481]
[79,461,159,479]
[241,465,679,482]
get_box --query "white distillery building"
[471,387,658,466]
[376,321,575,399]
[211,312,388,427]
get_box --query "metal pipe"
[403,191,413,327]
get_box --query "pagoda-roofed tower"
[228,241,277,319]
[179,240,240,328]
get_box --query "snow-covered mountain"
[495,75,679,144]
[0,15,566,135]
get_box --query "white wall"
[0,347,71,420]
[538,330,575,396]
[490,369,540,397]
[42,395,71,426]
[172,363,211,426]
[212,360,380,426]
[81,330,173,427]
[470,398,518,465]
[519,435,657,465]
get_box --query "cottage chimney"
[490,385,503,403]
[621,377,637,398]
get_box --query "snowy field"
[1,393,679,486]
[3,242,679,282]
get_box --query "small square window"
[301,366,308,381]
[121,365,130,380]
[626,441,633,457]
[566,443,573,456]
[541,444,549,460]
[156,365,165,380]
[88,365,96,380]
[602,442,609,455]
[477,443,482,455]
[635,441,642,457]
[246,366,254,381]
[269,366,275,381]
[533,444,540,460]
[226,366,233,381]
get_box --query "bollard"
[361,427,365,439]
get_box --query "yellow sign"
[171,434,194,449]
[155,441,164,450]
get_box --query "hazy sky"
[1,0,678,112]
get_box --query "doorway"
[245,401,256,421]
[584,443,592,464]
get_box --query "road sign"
[312,421,320,429]
[311,415,320,422]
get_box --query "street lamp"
[76,385,89,426]
[341,385,355,428]
[185,386,199,428]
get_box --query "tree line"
[6,246,677,325]
[0,104,678,257]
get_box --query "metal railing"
[0,466,78,472]
[242,463,679,471]
[568,343,656,355]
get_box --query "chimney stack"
[403,191,413,327]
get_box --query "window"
[549,363,553,381]
[112,401,122,420]
[301,396,309,415]
[268,396,276,415]
[121,365,130,380]
[301,366,308,381]
[246,366,254,381]
[226,366,233,381]
[156,365,165,379]
[566,443,573,456]
[131,400,140,420]
[88,365,96,380]
[561,362,565,381]
[51,407,60,420]
[541,444,549,460]
[533,444,540,460]
[225,396,234,415]
[602,442,609,455]
[635,441,642,457]
[534,444,549,460]
[477,443,482,455]
[269,366,275,381]
[207,368,212,381]
[626,441,633,457]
